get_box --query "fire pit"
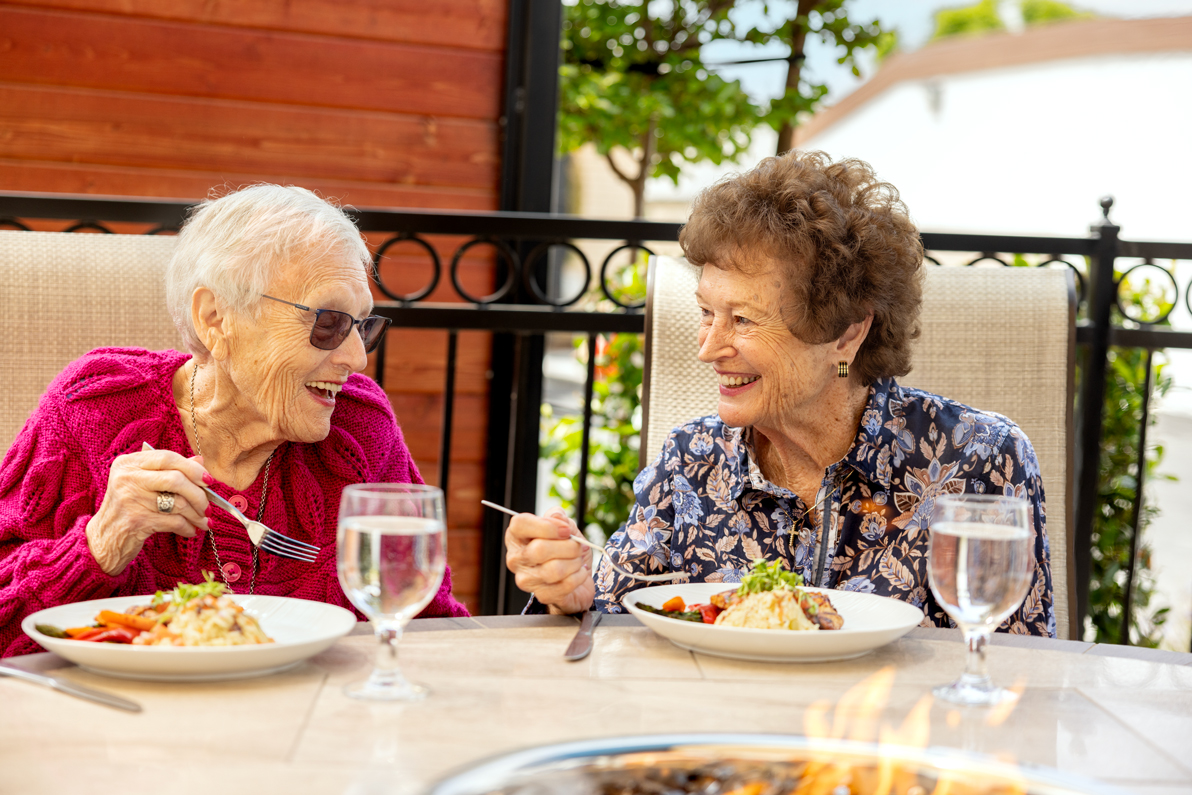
[428,735,1125,795]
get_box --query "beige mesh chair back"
[0,230,181,452]
[640,255,1078,639]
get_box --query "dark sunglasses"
[261,294,391,354]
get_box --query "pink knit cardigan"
[0,348,469,658]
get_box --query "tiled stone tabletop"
[2,614,1190,795]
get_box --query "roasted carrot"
[97,610,157,632]
[661,596,686,612]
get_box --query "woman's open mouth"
[717,373,759,395]
[305,380,343,403]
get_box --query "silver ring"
[157,492,175,514]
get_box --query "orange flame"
[800,666,1029,795]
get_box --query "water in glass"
[929,522,1032,629]
[339,515,446,624]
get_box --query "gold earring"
[837,361,849,378]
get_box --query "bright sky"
[702,0,1192,104]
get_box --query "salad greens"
[152,571,226,608]
[736,559,803,596]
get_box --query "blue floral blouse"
[595,378,1055,637]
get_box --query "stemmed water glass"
[928,493,1034,706]
[336,483,447,701]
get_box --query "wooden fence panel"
[0,0,508,611]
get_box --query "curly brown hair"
[679,151,923,385]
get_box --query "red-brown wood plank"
[0,84,499,189]
[0,0,507,51]
[446,526,481,610]
[381,329,492,396]
[390,393,488,464]
[0,159,499,208]
[0,0,504,611]
[426,462,486,530]
[0,7,503,120]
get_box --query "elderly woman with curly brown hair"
[505,151,1055,637]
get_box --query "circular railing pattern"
[522,240,591,307]
[370,232,650,310]
[447,236,519,305]
[372,233,442,303]
[8,217,1186,327]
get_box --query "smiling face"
[696,261,840,432]
[217,251,373,444]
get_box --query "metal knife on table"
[0,662,142,712]
[563,611,602,661]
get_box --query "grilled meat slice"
[798,590,845,630]
[709,589,741,610]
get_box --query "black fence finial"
[1100,195,1115,222]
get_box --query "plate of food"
[623,561,924,662]
[21,577,356,681]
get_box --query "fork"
[141,443,320,563]
[481,500,687,582]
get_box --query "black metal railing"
[4,192,1192,639]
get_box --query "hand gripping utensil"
[141,443,320,563]
[563,611,602,661]
[0,663,141,712]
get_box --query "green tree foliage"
[932,0,1005,39]
[558,1,889,216]
[1022,0,1094,25]
[761,1,893,154]
[932,0,1094,40]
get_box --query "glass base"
[933,678,1019,707]
[344,670,429,702]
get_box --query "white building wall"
[802,54,1192,239]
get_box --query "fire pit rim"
[426,733,1128,795]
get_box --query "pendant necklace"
[190,361,274,594]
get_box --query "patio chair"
[639,255,1078,640]
[0,230,181,452]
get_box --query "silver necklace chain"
[190,361,274,595]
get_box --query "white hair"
[165,184,372,355]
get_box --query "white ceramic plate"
[623,583,924,662]
[22,594,357,682]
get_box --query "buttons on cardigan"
[230,494,249,512]
[221,562,242,582]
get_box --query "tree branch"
[776,0,820,155]
[604,151,634,186]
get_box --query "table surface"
[2,615,1191,795]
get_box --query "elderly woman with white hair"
[0,184,468,657]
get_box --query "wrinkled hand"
[505,508,595,615]
[85,449,211,575]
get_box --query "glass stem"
[960,626,992,689]
[371,624,404,686]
